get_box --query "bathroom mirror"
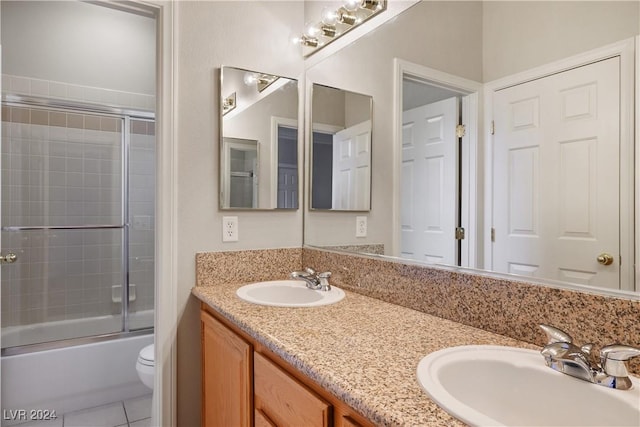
[220,66,299,210]
[310,83,372,211]
[303,0,640,294]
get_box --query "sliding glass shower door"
[0,102,154,351]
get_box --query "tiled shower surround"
[195,246,640,376]
[0,104,155,329]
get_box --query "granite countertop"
[192,283,538,426]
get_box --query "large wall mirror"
[220,66,299,210]
[303,0,640,295]
[310,83,372,211]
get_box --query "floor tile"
[123,394,152,422]
[63,402,127,427]
[130,418,152,427]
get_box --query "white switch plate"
[356,216,367,237]
[222,216,238,242]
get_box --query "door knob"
[0,253,17,264]
[597,253,614,266]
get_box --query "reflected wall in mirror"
[220,66,299,210]
[311,83,372,211]
[303,0,640,294]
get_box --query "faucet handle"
[600,344,640,377]
[601,344,640,361]
[317,272,331,291]
[539,324,574,344]
[304,267,317,276]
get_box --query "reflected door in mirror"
[492,57,625,290]
[310,83,372,211]
[401,97,459,265]
[277,126,298,209]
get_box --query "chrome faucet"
[539,324,640,390]
[290,267,332,291]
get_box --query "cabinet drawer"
[254,352,330,427]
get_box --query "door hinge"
[490,120,495,135]
[491,227,495,242]
[456,124,466,138]
[455,227,465,240]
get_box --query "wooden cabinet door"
[201,311,252,427]
[338,415,364,427]
[254,352,331,427]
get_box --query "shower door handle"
[0,253,17,264]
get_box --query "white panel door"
[401,97,459,264]
[277,164,297,209]
[492,57,622,289]
[332,120,371,210]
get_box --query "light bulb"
[321,7,339,26]
[304,21,321,37]
[343,0,360,12]
[243,73,258,86]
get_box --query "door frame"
[483,37,636,293]
[145,1,176,426]
[392,59,482,267]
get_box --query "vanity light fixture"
[222,92,236,116]
[292,34,319,48]
[243,72,279,92]
[295,0,386,56]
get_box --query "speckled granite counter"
[192,283,538,426]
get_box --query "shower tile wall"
[0,107,155,330]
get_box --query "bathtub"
[1,311,153,426]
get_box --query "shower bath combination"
[0,95,156,420]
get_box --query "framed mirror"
[303,0,640,295]
[310,83,372,211]
[220,66,299,210]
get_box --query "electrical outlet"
[222,216,239,242]
[356,216,367,237]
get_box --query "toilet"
[136,343,155,389]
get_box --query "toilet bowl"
[136,343,155,389]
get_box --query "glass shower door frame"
[1,94,154,355]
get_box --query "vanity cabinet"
[201,305,373,427]
[201,309,252,427]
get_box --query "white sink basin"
[236,280,345,307]
[417,345,640,426]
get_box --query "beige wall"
[1,1,156,95]
[482,1,640,81]
[176,2,303,425]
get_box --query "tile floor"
[16,395,152,427]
